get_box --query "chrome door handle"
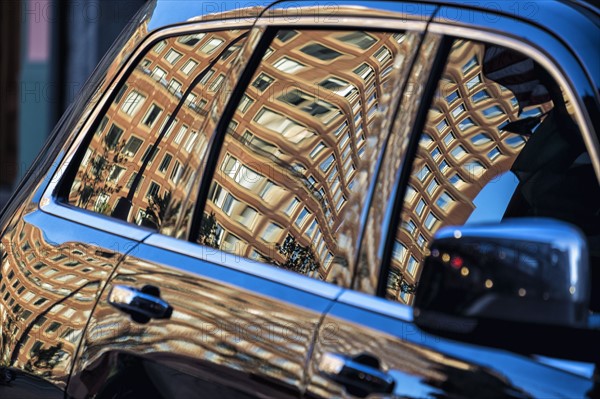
[108,284,172,323]
[318,352,395,398]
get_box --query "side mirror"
[414,218,590,332]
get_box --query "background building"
[0,0,145,209]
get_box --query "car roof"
[144,0,596,31]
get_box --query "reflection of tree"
[197,212,220,248]
[10,280,101,370]
[141,191,180,229]
[1,314,17,366]
[24,343,64,375]
[76,135,128,213]
[276,235,319,275]
[390,271,418,295]
[401,278,418,294]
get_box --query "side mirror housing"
[414,218,590,331]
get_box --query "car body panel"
[0,209,139,396]
[68,240,339,398]
[307,296,593,398]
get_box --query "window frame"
[36,15,599,304]
[39,20,257,241]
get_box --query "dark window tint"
[104,125,124,149]
[276,30,298,42]
[300,43,342,61]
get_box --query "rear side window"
[196,29,420,281]
[385,39,600,305]
[63,29,249,231]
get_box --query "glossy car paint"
[68,240,339,398]
[308,294,593,398]
[0,209,139,395]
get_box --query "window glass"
[386,39,600,305]
[198,29,416,281]
[65,29,249,230]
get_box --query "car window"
[63,29,249,231]
[385,39,600,305]
[196,29,419,281]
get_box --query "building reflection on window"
[198,29,413,282]
[387,40,556,305]
[67,30,250,230]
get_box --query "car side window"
[64,29,249,231]
[196,29,418,281]
[386,39,600,305]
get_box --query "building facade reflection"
[68,29,250,229]
[70,254,318,398]
[199,29,412,281]
[0,219,118,387]
[61,29,558,303]
[386,40,554,304]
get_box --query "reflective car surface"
[1,1,599,398]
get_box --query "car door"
[50,17,279,398]
[307,4,599,398]
[65,4,433,398]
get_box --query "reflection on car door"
[68,237,340,398]
[0,209,140,399]
[308,8,598,399]
[306,292,593,398]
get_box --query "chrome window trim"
[254,15,427,31]
[40,200,153,242]
[337,289,413,321]
[427,22,600,182]
[143,233,344,299]
[38,19,256,241]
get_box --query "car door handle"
[318,352,395,398]
[108,284,173,323]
